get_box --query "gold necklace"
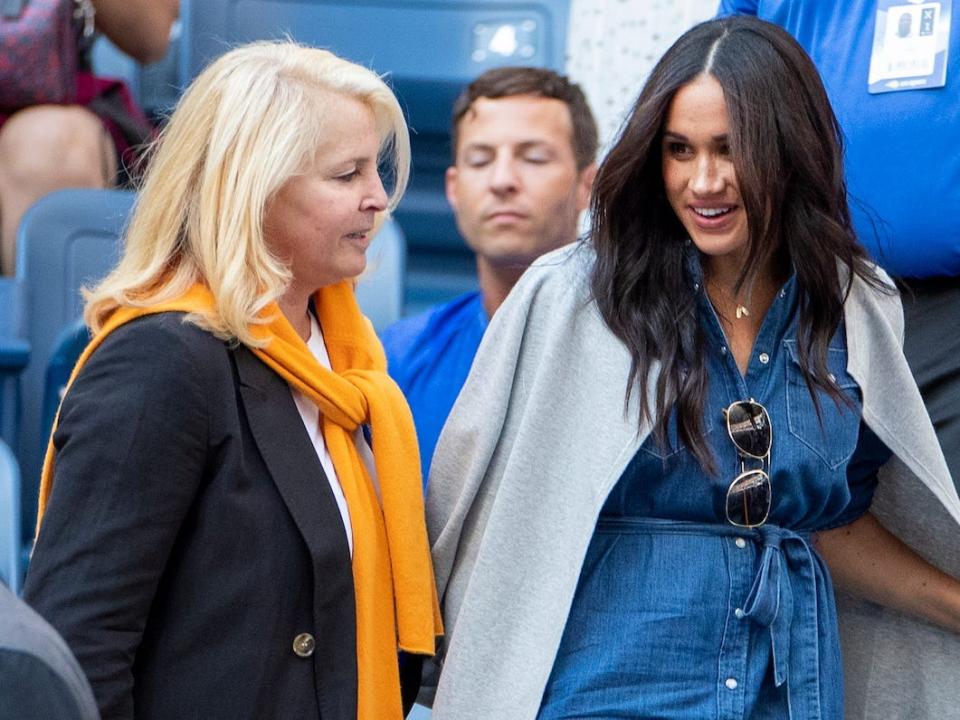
[706,278,751,320]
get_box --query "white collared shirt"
[290,312,355,556]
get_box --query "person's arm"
[23,317,210,719]
[816,512,960,633]
[91,0,179,64]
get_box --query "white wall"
[565,0,720,150]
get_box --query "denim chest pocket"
[784,339,863,469]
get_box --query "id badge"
[868,0,952,92]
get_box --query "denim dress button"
[759,352,770,364]
[735,537,747,549]
[734,608,745,619]
[726,678,739,690]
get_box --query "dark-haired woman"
[423,16,960,720]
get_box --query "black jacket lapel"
[233,347,359,719]
[232,348,352,567]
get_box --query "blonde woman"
[23,41,441,720]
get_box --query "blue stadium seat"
[0,437,22,594]
[180,0,571,256]
[40,319,91,459]
[0,279,30,451]
[14,189,133,567]
[89,35,141,99]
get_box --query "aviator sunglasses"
[722,399,772,528]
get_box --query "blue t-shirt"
[380,292,488,485]
[719,0,960,278]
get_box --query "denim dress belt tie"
[595,517,825,720]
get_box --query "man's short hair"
[451,66,599,170]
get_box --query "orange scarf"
[37,282,442,719]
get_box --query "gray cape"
[426,243,960,719]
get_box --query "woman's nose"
[690,157,725,195]
[363,172,389,212]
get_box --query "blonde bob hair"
[85,40,410,345]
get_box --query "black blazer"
[24,313,359,720]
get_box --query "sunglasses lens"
[726,469,772,527]
[727,401,771,458]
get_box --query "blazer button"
[292,633,315,658]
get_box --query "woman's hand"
[816,512,960,634]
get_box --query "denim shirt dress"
[538,272,891,720]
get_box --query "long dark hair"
[590,16,889,474]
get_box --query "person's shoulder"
[0,649,92,720]
[381,291,483,362]
[510,241,595,308]
[103,311,228,357]
[104,311,223,347]
[847,262,900,310]
[478,241,598,352]
[0,585,97,720]
[84,312,233,390]
[844,261,904,339]
[0,581,47,653]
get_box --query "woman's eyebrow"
[663,130,729,142]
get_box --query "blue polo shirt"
[719,0,960,278]
[380,292,488,485]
